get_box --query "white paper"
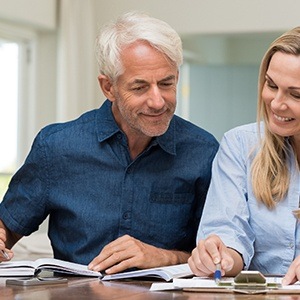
[173,277,232,289]
[150,282,176,291]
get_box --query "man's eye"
[160,82,173,88]
[133,86,145,91]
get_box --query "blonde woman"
[189,26,300,285]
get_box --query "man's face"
[109,41,178,138]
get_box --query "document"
[150,276,300,294]
[102,263,193,282]
[0,258,102,277]
[150,277,232,292]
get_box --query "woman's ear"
[98,75,116,101]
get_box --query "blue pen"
[214,263,222,284]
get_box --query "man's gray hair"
[95,11,183,81]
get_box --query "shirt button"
[123,212,131,219]
[289,242,294,249]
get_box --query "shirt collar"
[95,100,176,156]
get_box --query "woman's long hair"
[251,26,300,208]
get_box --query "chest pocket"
[150,192,194,204]
[148,192,195,246]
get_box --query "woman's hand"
[188,234,243,277]
[283,255,300,285]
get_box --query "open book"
[0,258,102,277]
[102,263,193,282]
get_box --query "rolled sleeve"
[0,132,48,235]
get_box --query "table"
[1,276,300,300]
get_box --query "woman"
[188,26,300,285]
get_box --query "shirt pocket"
[148,192,195,246]
[150,192,194,204]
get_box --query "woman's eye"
[291,93,300,100]
[266,81,277,90]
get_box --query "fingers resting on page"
[88,234,168,274]
[188,234,234,277]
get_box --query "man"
[0,11,218,275]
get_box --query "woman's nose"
[270,92,288,110]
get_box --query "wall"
[94,0,300,34]
[0,0,56,30]
[186,64,259,141]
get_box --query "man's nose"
[147,86,165,109]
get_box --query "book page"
[102,263,192,281]
[0,260,37,276]
[161,264,192,278]
[35,258,102,277]
[0,258,101,277]
[0,260,37,269]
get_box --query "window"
[0,23,37,201]
[0,40,19,199]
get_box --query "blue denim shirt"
[0,100,218,265]
[197,123,300,274]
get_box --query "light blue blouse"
[197,122,300,274]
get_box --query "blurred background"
[0,1,299,242]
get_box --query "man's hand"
[88,234,189,274]
[188,234,243,277]
[0,219,22,262]
[0,227,13,262]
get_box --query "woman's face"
[262,51,300,142]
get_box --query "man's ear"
[98,75,116,101]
